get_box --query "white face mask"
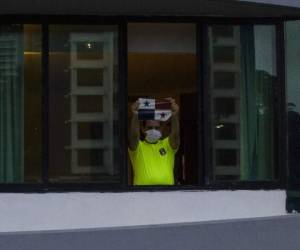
[145,129,162,143]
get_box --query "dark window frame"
[0,15,287,192]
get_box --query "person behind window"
[128,98,180,185]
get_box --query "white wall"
[0,190,286,232]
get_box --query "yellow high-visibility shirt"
[128,137,176,185]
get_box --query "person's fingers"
[165,97,175,104]
[131,101,139,112]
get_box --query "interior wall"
[128,23,196,96]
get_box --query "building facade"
[1,0,300,248]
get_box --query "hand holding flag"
[165,97,179,117]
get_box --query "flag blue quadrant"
[138,109,156,120]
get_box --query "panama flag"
[137,98,172,121]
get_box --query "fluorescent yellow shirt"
[128,137,176,185]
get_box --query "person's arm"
[128,101,140,151]
[166,98,180,150]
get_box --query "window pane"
[215,123,237,140]
[213,46,235,63]
[78,122,103,140]
[209,25,277,181]
[0,24,42,183]
[77,68,103,87]
[76,41,103,60]
[216,149,238,166]
[128,23,198,186]
[214,98,236,116]
[78,149,104,166]
[212,26,234,40]
[48,25,119,183]
[77,95,103,113]
[214,71,236,89]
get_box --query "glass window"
[127,23,198,186]
[0,20,283,190]
[48,25,119,183]
[208,25,277,181]
[0,24,42,183]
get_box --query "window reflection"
[209,25,277,181]
[0,24,42,183]
[48,25,119,183]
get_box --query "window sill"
[0,181,285,193]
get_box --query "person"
[128,98,180,185]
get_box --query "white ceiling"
[240,0,300,8]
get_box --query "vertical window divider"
[42,23,49,188]
[197,22,205,186]
[119,19,129,188]
[200,23,214,186]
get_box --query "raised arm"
[166,98,180,150]
[128,101,140,150]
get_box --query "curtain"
[240,25,274,181]
[0,25,24,183]
[255,71,274,180]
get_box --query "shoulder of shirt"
[162,137,169,142]
[163,137,178,152]
[162,137,170,143]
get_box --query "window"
[0,24,42,183]
[48,25,120,184]
[208,25,278,182]
[127,23,198,185]
[0,18,283,191]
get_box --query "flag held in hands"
[137,98,172,122]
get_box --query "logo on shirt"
[159,148,166,156]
